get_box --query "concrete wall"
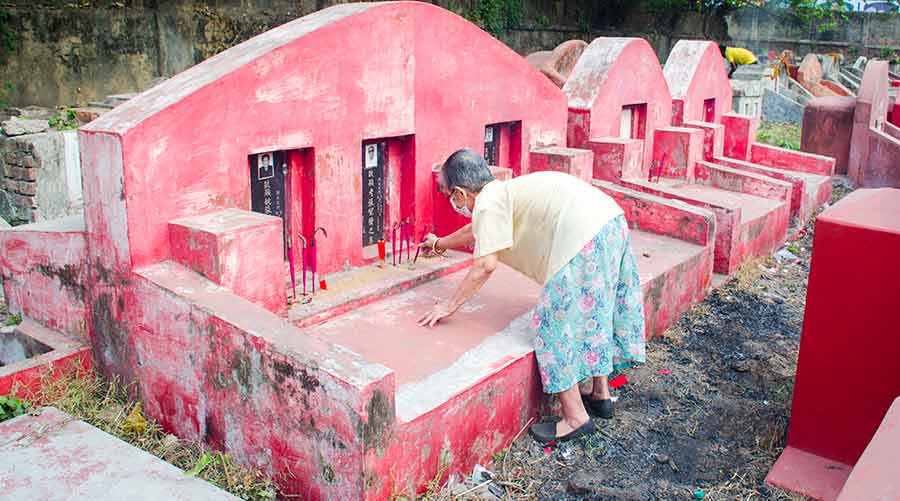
[762,88,805,124]
[727,7,900,60]
[0,131,82,224]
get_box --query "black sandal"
[581,394,614,419]
[529,419,597,444]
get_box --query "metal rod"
[287,238,297,300]
[405,218,411,262]
[298,235,307,296]
[311,227,327,293]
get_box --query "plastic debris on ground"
[608,375,629,388]
[774,247,798,263]
[442,463,505,500]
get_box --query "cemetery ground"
[0,124,837,501]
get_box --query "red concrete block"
[889,101,900,128]
[586,138,643,182]
[169,209,285,313]
[621,179,742,274]
[837,397,900,501]
[683,120,724,161]
[529,145,593,182]
[768,189,900,500]
[133,262,392,500]
[651,127,704,181]
[749,143,835,177]
[722,112,759,161]
[694,161,792,203]
[801,96,856,175]
[593,181,716,338]
[714,156,831,223]
[596,180,714,247]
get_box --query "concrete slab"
[630,228,707,285]
[308,264,540,388]
[624,178,789,274]
[837,397,900,500]
[714,156,832,223]
[767,445,851,501]
[0,407,239,500]
[651,181,783,223]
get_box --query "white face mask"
[450,189,472,218]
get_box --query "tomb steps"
[621,177,789,275]
[712,155,831,225]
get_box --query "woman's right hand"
[419,233,439,253]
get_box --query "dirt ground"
[440,180,852,501]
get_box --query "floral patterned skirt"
[531,214,646,394]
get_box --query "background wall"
[727,7,900,60]
[0,1,897,109]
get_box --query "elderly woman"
[418,149,646,443]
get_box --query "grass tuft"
[756,121,801,151]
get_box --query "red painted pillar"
[767,188,900,500]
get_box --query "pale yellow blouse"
[472,171,624,285]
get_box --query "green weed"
[0,395,29,422]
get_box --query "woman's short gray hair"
[441,148,495,192]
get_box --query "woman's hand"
[418,301,455,328]
[419,233,439,255]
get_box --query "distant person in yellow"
[719,44,758,78]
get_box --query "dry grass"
[8,365,279,500]
[732,256,773,291]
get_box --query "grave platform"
[624,178,789,274]
[0,407,239,500]
[713,156,832,224]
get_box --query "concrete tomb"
[796,53,851,98]
[525,39,588,88]
[803,60,900,188]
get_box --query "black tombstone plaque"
[249,150,287,256]
[361,142,386,247]
[484,125,499,166]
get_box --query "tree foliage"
[646,0,899,19]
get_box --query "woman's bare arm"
[418,252,498,327]
[420,223,474,252]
